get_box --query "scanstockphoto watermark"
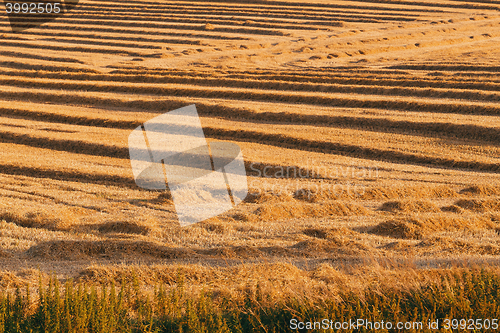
[247,161,379,199]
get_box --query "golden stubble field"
[0,0,499,292]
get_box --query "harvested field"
[0,0,500,324]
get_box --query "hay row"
[15,36,162,51]
[1,101,498,174]
[371,215,497,239]
[79,70,500,93]
[64,11,344,29]
[292,185,459,202]
[203,127,500,172]
[2,31,215,47]
[0,131,127,159]
[460,185,500,196]
[456,199,500,212]
[137,0,493,12]
[0,107,141,129]
[354,0,500,11]
[9,68,500,96]
[2,105,498,174]
[253,201,370,221]
[0,51,84,64]
[0,125,357,183]
[39,63,499,86]
[0,61,98,74]
[71,8,406,25]
[414,236,500,256]
[390,64,500,73]
[0,163,136,188]
[2,77,500,116]
[28,17,289,36]
[380,200,441,213]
